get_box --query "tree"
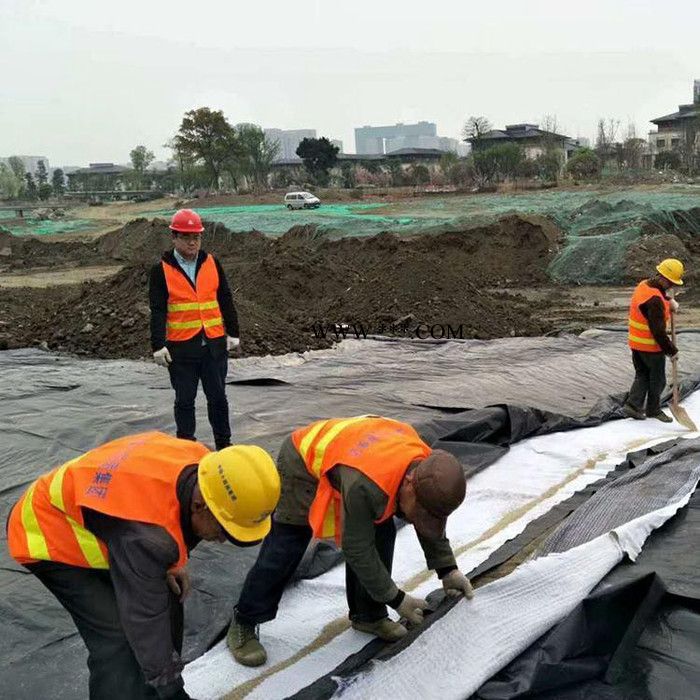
[52,168,65,197]
[595,118,620,156]
[473,143,524,183]
[566,148,602,179]
[462,116,492,142]
[0,163,23,199]
[407,163,431,186]
[655,151,682,170]
[235,123,280,191]
[24,172,38,200]
[296,137,339,186]
[36,160,48,186]
[172,108,237,188]
[8,156,25,182]
[130,145,155,188]
[38,183,53,200]
[535,150,563,181]
[340,162,356,189]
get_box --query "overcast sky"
[1,0,699,166]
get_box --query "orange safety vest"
[163,254,225,342]
[291,416,432,542]
[628,280,670,353]
[7,432,209,571]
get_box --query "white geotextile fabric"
[183,393,700,700]
[332,490,698,700]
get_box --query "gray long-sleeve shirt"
[328,466,457,603]
[80,465,200,698]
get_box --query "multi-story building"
[355,122,439,155]
[647,80,700,163]
[264,128,316,162]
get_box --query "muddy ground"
[0,210,695,359]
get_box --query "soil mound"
[1,213,561,358]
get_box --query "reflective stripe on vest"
[292,416,432,542]
[628,281,670,353]
[163,254,224,341]
[8,432,208,571]
[297,416,372,538]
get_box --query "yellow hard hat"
[198,445,280,543]
[656,258,684,286]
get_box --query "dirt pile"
[0,213,565,358]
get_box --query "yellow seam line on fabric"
[21,482,50,560]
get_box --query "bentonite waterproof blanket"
[2,330,700,699]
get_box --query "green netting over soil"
[150,202,418,238]
[2,217,95,237]
[547,192,700,284]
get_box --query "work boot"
[227,617,267,667]
[351,617,407,642]
[648,410,673,423]
[622,404,646,420]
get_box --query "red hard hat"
[169,209,204,234]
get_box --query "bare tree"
[462,116,492,142]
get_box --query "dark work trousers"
[28,561,183,700]
[236,518,397,625]
[168,344,231,450]
[627,350,667,416]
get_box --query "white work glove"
[441,569,475,600]
[396,592,429,625]
[166,565,191,603]
[670,298,679,313]
[227,336,240,352]
[153,347,172,367]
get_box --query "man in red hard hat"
[149,209,240,449]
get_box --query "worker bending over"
[7,432,280,700]
[228,415,472,667]
[624,258,684,422]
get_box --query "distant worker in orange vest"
[149,209,240,449]
[623,258,684,422]
[227,415,473,668]
[6,432,280,700]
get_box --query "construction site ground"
[1,184,699,359]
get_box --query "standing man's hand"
[226,336,240,353]
[441,569,474,599]
[153,347,172,367]
[166,566,191,603]
[670,298,679,314]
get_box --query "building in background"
[264,128,316,162]
[647,80,700,164]
[468,123,576,161]
[356,122,446,154]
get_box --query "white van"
[284,191,321,210]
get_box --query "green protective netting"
[148,202,420,238]
[547,191,700,283]
[3,218,96,237]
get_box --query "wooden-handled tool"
[669,295,697,431]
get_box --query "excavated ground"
[0,215,569,358]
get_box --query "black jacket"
[638,278,677,356]
[149,250,239,359]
